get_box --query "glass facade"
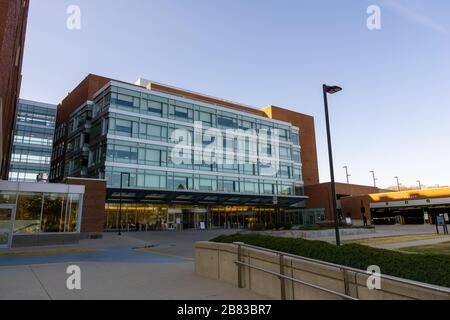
[65,82,304,197]
[0,189,83,235]
[9,99,57,182]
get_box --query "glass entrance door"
[0,205,15,248]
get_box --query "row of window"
[17,102,56,129]
[105,169,303,196]
[93,86,300,144]
[105,143,302,181]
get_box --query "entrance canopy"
[106,188,308,208]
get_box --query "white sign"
[444,214,449,222]
[199,222,206,230]
[346,217,352,225]
[176,218,181,224]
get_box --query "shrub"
[211,233,450,288]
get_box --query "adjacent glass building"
[52,79,309,231]
[8,99,57,182]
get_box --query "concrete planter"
[243,228,376,239]
[195,241,450,300]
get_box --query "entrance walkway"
[0,230,268,300]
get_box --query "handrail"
[233,242,450,297]
[235,260,358,300]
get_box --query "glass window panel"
[15,192,42,234]
[0,191,16,204]
[41,193,66,233]
[66,194,80,232]
[115,119,132,136]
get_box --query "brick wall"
[304,182,381,220]
[65,178,107,233]
[0,0,30,179]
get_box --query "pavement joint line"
[0,249,97,257]
[29,265,53,301]
[134,248,194,261]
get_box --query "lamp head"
[324,85,343,94]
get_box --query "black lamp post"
[323,84,343,246]
[118,172,131,236]
[394,176,401,192]
[343,166,351,184]
[370,170,377,188]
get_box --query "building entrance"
[0,205,16,248]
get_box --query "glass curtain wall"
[3,191,82,234]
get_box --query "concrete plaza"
[0,230,269,300]
[1,225,448,300]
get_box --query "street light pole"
[370,170,377,188]
[118,172,131,236]
[343,166,351,184]
[417,180,422,190]
[394,176,401,192]
[323,84,342,247]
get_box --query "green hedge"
[211,234,450,288]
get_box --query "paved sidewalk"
[373,237,450,250]
[0,230,269,300]
[0,261,268,300]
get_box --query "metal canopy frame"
[106,188,308,208]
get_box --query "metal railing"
[233,242,450,300]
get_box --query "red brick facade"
[0,0,30,179]
[304,182,382,220]
[64,178,107,233]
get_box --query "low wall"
[195,241,450,300]
[12,234,80,248]
[246,228,375,239]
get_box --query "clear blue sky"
[21,0,450,189]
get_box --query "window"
[112,145,138,163]
[280,146,291,160]
[278,128,289,141]
[218,115,237,128]
[115,119,132,136]
[221,179,238,193]
[175,107,189,119]
[148,101,163,116]
[262,181,276,195]
[279,183,293,195]
[147,124,167,140]
[291,132,300,145]
[293,166,302,181]
[199,111,213,126]
[279,165,291,179]
[41,193,66,233]
[170,175,192,190]
[114,94,139,109]
[195,176,217,191]
[15,192,43,234]
[139,148,166,166]
[292,149,301,163]
[240,179,259,194]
